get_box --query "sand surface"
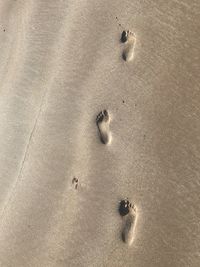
[0,0,200,266]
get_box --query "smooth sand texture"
[0,0,200,266]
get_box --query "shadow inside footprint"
[119,199,131,216]
[121,30,127,43]
[122,51,127,61]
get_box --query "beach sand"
[0,0,199,266]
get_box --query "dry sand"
[0,0,200,266]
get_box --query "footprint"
[96,110,112,145]
[121,30,136,62]
[72,177,78,190]
[119,199,137,246]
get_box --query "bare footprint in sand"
[119,199,137,246]
[96,110,112,145]
[72,177,78,190]
[121,30,136,62]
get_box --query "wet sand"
[0,0,200,266]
